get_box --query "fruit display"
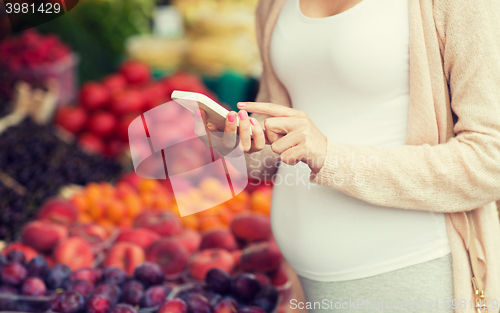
[68,172,272,232]
[55,61,218,158]
[0,30,78,104]
[0,118,122,241]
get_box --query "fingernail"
[239,110,248,121]
[195,110,202,118]
[228,113,236,123]
[237,102,246,108]
[250,118,258,126]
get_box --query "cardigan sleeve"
[310,0,500,213]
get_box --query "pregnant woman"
[197,0,500,312]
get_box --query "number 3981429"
[5,2,61,14]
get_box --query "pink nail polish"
[239,110,248,121]
[228,113,236,123]
[250,118,258,126]
[237,102,246,108]
[195,110,202,118]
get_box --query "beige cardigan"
[254,0,500,311]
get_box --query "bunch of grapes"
[0,118,123,241]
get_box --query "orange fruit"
[153,195,172,211]
[86,184,102,203]
[115,181,136,199]
[251,191,272,215]
[123,195,142,218]
[226,190,250,212]
[88,201,106,220]
[139,179,160,194]
[199,216,227,231]
[71,194,89,213]
[107,200,127,222]
[140,192,155,209]
[78,213,93,224]
[218,207,234,225]
[100,182,115,198]
[99,218,116,234]
[118,218,133,229]
[181,215,199,229]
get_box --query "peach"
[146,238,188,277]
[104,242,145,275]
[226,191,250,213]
[200,230,238,252]
[231,250,242,268]
[116,228,160,250]
[21,221,68,253]
[54,237,95,271]
[119,173,143,191]
[230,213,271,242]
[2,243,38,262]
[174,229,201,254]
[240,242,282,272]
[188,249,235,281]
[134,212,182,236]
[37,198,78,225]
[116,181,137,199]
[69,224,108,246]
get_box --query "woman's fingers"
[222,111,238,149]
[264,117,302,135]
[270,132,301,154]
[280,145,304,166]
[249,117,265,152]
[237,102,296,117]
[238,110,252,151]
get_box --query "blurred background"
[0,1,308,313]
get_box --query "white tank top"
[269,0,451,281]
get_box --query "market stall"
[0,1,308,313]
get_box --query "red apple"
[188,249,235,281]
[55,106,88,134]
[117,114,137,141]
[104,139,124,158]
[116,228,160,250]
[103,74,127,93]
[21,221,68,253]
[54,237,95,271]
[79,133,105,155]
[119,61,150,85]
[2,243,38,262]
[110,89,145,116]
[80,82,110,111]
[104,242,145,275]
[88,111,117,137]
[38,198,78,225]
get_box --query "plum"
[134,262,165,286]
[158,298,188,313]
[0,285,18,311]
[51,291,85,313]
[142,285,169,307]
[251,285,278,313]
[237,306,266,313]
[94,282,121,305]
[103,267,127,285]
[206,292,223,308]
[205,269,231,295]
[6,250,26,264]
[87,294,111,313]
[26,255,49,279]
[120,280,144,306]
[47,264,72,289]
[65,279,95,296]
[1,262,27,285]
[109,303,138,313]
[21,277,47,296]
[69,268,100,284]
[185,294,211,313]
[0,254,7,266]
[213,298,238,313]
[230,274,261,302]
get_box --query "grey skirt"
[296,254,455,312]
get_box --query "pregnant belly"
[270,163,449,280]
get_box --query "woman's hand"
[238,102,327,173]
[194,109,267,154]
